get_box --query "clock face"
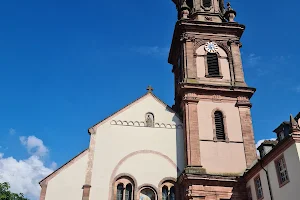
[205,42,218,53]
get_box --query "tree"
[0,182,29,200]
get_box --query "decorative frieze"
[110,120,183,129]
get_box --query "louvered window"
[203,0,212,8]
[214,111,225,140]
[207,53,220,76]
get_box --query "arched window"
[214,111,225,140]
[169,186,175,200]
[117,184,124,200]
[145,112,154,127]
[140,188,156,200]
[162,186,168,200]
[203,0,212,8]
[125,184,132,200]
[207,53,220,76]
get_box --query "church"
[38,0,300,200]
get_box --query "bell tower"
[169,1,257,199]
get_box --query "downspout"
[258,159,274,200]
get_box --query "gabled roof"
[88,92,181,134]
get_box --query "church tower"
[168,0,257,199]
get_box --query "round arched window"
[139,188,156,200]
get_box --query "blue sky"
[0,0,299,199]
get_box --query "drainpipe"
[258,159,274,200]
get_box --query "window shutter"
[214,111,225,140]
[207,53,220,76]
[203,0,212,8]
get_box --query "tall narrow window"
[117,184,124,200]
[275,155,289,186]
[254,175,263,200]
[203,0,212,8]
[169,186,175,200]
[162,186,168,200]
[214,111,225,140]
[207,53,220,76]
[125,184,132,200]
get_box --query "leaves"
[0,182,29,200]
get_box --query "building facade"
[39,1,299,200]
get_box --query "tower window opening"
[203,0,212,8]
[207,53,220,76]
[214,111,225,140]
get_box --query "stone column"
[183,98,201,167]
[39,184,47,200]
[236,98,257,168]
[229,40,246,87]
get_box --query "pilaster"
[82,185,92,200]
[39,184,47,200]
[82,128,97,200]
[236,97,257,168]
[182,95,201,167]
[229,40,246,87]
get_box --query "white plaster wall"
[196,45,231,82]
[45,153,88,200]
[89,94,185,200]
[246,143,300,200]
[197,101,243,142]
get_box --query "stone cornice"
[179,83,256,99]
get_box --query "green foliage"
[0,182,29,200]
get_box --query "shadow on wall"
[168,106,186,177]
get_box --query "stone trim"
[81,132,97,200]
[211,108,229,143]
[158,177,177,200]
[237,106,257,169]
[39,184,47,200]
[108,150,180,200]
[183,101,202,166]
[82,185,91,200]
[111,173,138,200]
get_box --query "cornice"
[178,83,256,99]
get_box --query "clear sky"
[0,0,299,199]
